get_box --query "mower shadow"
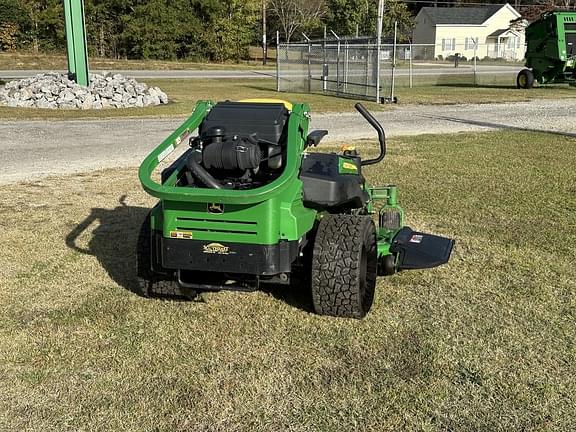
[65,195,148,297]
[261,278,315,314]
[65,195,314,312]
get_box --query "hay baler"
[518,10,576,88]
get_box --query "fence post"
[473,39,478,86]
[331,30,341,94]
[276,31,280,92]
[390,21,397,102]
[303,33,311,94]
[375,0,384,102]
[323,27,327,92]
[344,41,349,93]
[409,42,413,89]
[365,40,370,97]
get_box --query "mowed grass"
[1,77,575,120]
[0,52,272,71]
[1,131,575,431]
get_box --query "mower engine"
[184,102,287,190]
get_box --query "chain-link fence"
[277,37,526,102]
[276,37,394,102]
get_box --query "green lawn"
[0,52,272,71]
[1,130,574,431]
[1,77,575,120]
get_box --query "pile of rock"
[0,72,169,109]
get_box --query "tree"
[324,0,413,40]
[122,0,194,60]
[269,0,326,42]
[325,0,367,36]
[382,0,413,42]
[85,0,135,58]
[0,0,29,50]
[202,0,260,62]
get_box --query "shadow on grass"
[65,195,313,312]
[418,114,576,138]
[434,83,518,89]
[65,195,148,296]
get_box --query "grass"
[0,52,273,71]
[0,130,575,431]
[1,77,575,120]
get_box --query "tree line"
[0,0,571,62]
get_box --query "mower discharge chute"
[138,100,454,318]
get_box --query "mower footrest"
[177,270,259,292]
[391,227,454,270]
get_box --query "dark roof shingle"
[420,5,504,25]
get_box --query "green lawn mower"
[137,99,454,318]
[517,10,576,88]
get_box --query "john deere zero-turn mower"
[138,99,454,318]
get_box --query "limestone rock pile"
[0,72,169,109]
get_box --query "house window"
[442,38,455,51]
[465,37,477,50]
[507,37,517,49]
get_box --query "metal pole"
[276,31,280,92]
[391,21,397,102]
[473,40,478,86]
[323,26,327,92]
[365,40,370,97]
[376,0,385,103]
[409,42,413,89]
[64,0,89,86]
[344,41,349,93]
[262,0,267,65]
[303,33,311,94]
[331,30,341,94]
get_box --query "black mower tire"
[311,214,378,318]
[517,69,535,89]
[136,214,188,298]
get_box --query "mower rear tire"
[311,214,377,318]
[137,214,191,298]
[517,69,535,89]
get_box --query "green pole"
[63,0,90,86]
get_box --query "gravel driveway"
[1,99,574,184]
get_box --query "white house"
[412,4,525,61]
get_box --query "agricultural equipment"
[517,10,576,88]
[137,99,454,318]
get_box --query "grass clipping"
[0,131,575,431]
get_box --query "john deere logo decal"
[338,158,359,174]
[203,243,232,255]
[208,203,224,214]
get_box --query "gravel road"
[1,99,574,184]
[0,65,519,80]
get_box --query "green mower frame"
[138,99,453,318]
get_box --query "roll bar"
[354,103,386,166]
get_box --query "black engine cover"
[200,102,288,144]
